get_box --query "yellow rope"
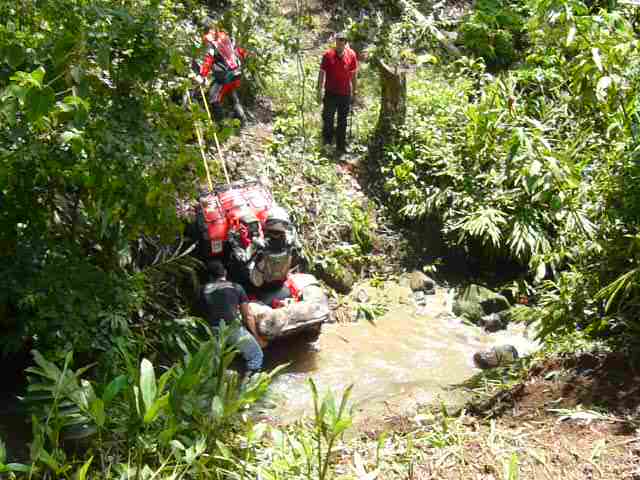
[186,89,214,192]
[199,85,231,186]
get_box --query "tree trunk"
[369,60,407,166]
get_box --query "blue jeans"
[229,325,264,371]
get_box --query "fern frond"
[508,219,551,260]
[452,207,507,248]
[595,267,640,313]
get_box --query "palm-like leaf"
[452,207,507,248]
[595,266,640,314]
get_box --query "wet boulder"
[478,311,510,333]
[408,271,436,294]
[473,345,519,369]
[452,284,510,324]
[317,263,355,294]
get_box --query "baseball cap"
[335,31,347,40]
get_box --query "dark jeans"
[322,92,351,151]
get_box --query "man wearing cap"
[317,32,358,154]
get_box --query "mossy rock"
[453,284,510,324]
[452,300,485,324]
[317,263,355,294]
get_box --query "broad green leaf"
[30,350,62,380]
[6,462,31,473]
[3,44,26,69]
[143,393,169,424]
[61,129,83,145]
[139,358,157,413]
[75,456,93,480]
[210,395,224,421]
[37,448,60,472]
[170,440,185,451]
[26,86,56,121]
[90,398,105,427]
[0,438,5,463]
[102,375,128,404]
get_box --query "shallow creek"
[263,283,539,423]
[0,283,539,459]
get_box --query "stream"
[263,283,539,424]
[0,283,538,460]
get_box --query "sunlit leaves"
[453,207,507,248]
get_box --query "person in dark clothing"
[201,259,265,372]
[316,31,358,154]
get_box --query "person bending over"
[201,259,267,373]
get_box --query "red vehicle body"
[197,181,273,257]
[194,181,328,340]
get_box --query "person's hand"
[351,93,357,106]
[195,75,205,85]
[256,335,269,348]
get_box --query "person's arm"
[350,71,357,98]
[350,52,358,99]
[199,50,214,79]
[316,68,326,103]
[239,302,268,348]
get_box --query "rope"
[199,85,231,186]
[186,89,214,192]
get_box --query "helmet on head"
[265,206,291,234]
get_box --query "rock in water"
[478,313,504,332]
[355,288,369,303]
[409,271,436,292]
[473,345,519,369]
[452,284,510,324]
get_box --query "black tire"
[298,324,322,343]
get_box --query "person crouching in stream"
[201,259,267,375]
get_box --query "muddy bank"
[331,351,640,480]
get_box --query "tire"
[298,324,322,343]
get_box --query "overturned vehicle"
[193,180,328,340]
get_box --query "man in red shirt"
[316,32,358,154]
[196,18,247,123]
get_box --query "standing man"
[317,31,358,154]
[196,18,247,123]
[201,259,267,374]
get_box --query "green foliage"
[0,0,204,356]
[459,0,527,68]
[21,324,278,479]
[309,379,354,480]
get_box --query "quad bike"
[193,180,328,341]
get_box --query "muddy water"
[263,284,539,423]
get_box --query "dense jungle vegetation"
[1,0,639,477]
